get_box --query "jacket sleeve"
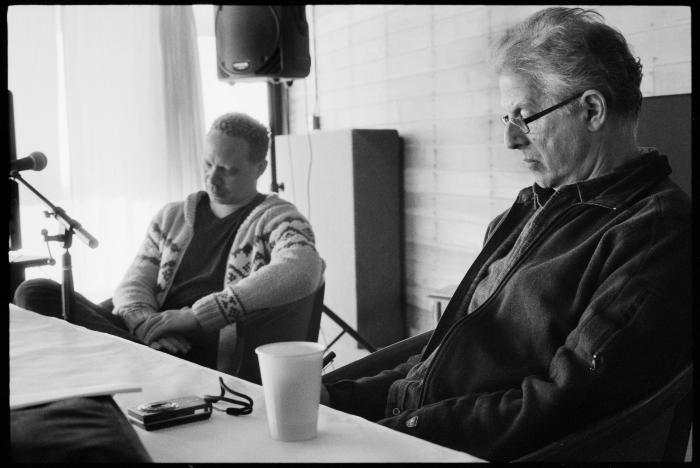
[111,209,165,333]
[191,203,324,332]
[327,193,692,461]
[325,354,422,421]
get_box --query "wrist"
[184,307,203,331]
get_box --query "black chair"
[216,284,326,384]
[515,362,693,462]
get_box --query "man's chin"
[208,193,231,204]
[523,159,541,170]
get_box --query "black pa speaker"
[215,5,311,82]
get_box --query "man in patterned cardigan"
[14,112,324,366]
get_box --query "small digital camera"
[127,396,212,431]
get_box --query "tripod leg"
[322,306,377,352]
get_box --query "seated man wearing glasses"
[321,7,691,461]
[14,113,324,367]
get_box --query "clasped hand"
[136,308,201,355]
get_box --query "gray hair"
[208,113,270,163]
[491,7,643,119]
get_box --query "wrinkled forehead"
[498,73,543,111]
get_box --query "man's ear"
[256,159,269,179]
[581,89,607,132]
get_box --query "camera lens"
[138,400,178,413]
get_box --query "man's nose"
[207,166,223,181]
[503,122,528,150]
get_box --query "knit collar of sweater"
[182,191,288,227]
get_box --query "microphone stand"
[9,170,99,323]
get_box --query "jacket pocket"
[579,289,653,371]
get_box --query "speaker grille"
[255,48,281,75]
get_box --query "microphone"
[10,152,48,173]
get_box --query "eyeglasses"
[501,91,584,134]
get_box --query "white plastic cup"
[255,341,325,441]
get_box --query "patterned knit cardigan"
[112,191,324,334]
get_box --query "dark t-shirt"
[160,193,266,310]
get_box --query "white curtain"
[9,5,204,302]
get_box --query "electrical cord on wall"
[299,56,314,223]
[305,133,313,222]
[285,130,297,204]
[309,4,321,130]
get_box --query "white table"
[10,304,484,463]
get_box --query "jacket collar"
[516,148,671,210]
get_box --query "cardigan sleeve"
[191,201,324,332]
[111,210,165,333]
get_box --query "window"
[193,5,271,191]
[8,5,272,303]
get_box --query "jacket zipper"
[588,318,626,371]
[420,202,529,355]
[418,203,592,405]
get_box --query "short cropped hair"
[208,113,270,163]
[492,7,643,119]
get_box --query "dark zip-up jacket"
[326,150,692,461]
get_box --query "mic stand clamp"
[41,217,75,323]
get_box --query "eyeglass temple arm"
[523,91,584,124]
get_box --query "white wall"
[288,5,692,336]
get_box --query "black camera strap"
[203,377,253,416]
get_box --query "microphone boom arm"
[9,170,100,323]
[9,171,99,249]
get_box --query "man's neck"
[574,125,639,186]
[209,192,259,219]
[602,137,640,172]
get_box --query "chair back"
[515,362,693,462]
[217,284,325,384]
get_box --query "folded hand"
[149,334,192,355]
[141,308,201,343]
